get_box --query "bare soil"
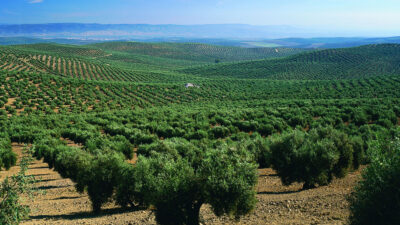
[0,144,362,225]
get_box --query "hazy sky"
[1,0,400,32]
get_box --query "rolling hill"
[181,44,400,79]
[0,39,400,225]
[0,42,307,82]
[91,41,307,63]
[0,42,399,117]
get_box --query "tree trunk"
[92,201,102,214]
[302,182,316,190]
[187,201,203,225]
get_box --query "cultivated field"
[1,42,399,225]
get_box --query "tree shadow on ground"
[52,196,82,200]
[29,166,52,170]
[32,173,51,177]
[259,174,279,177]
[258,189,302,195]
[34,178,59,183]
[29,207,144,221]
[37,185,72,190]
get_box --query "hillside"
[0,69,399,117]
[0,43,194,83]
[181,44,400,79]
[1,43,400,84]
[0,42,308,83]
[91,42,307,63]
[0,41,400,225]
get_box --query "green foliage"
[115,163,143,209]
[85,135,133,159]
[182,44,400,80]
[240,134,272,168]
[130,142,258,225]
[0,136,16,171]
[91,42,305,64]
[349,139,400,225]
[134,154,199,225]
[54,147,92,188]
[0,148,38,225]
[137,138,204,167]
[0,41,399,224]
[57,150,126,212]
[209,126,230,139]
[350,136,365,170]
[270,127,353,189]
[33,137,66,168]
[199,146,258,219]
[84,152,126,212]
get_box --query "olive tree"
[123,143,258,225]
[0,137,16,171]
[55,148,126,213]
[270,127,353,189]
[0,148,38,225]
[349,139,400,225]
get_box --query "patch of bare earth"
[1,144,362,225]
[201,168,361,225]
[4,97,16,107]
[62,58,67,75]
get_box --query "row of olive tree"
[269,127,364,189]
[32,136,258,225]
[1,147,38,225]
[28,121,394,224]
[0,133,17,171]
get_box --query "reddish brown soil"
[0,144,362,225]
[4,97,16,107]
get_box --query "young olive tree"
[0,148,38,225]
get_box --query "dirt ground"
[0,143,362,225]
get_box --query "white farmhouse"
[185,83,195,88]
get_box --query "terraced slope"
[181,44,400,79]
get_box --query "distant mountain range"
[252,37,400,48]
[0,23,399,48]
[0,23,323,39]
